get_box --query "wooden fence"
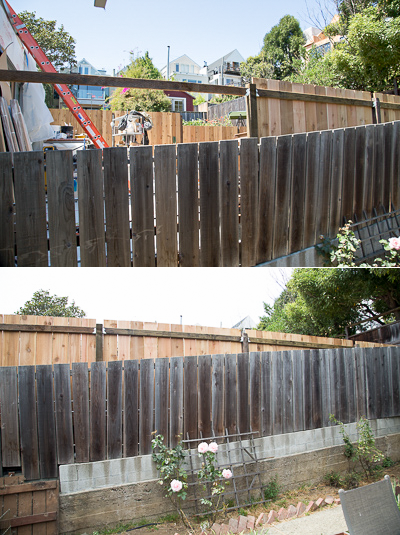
[0,314,384,368]
[1,119,399,267]
[0,346,398,480]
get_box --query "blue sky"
[8,0,326,75]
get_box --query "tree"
[15,290,86,318]
[258,268,400,337]
[109,51,171,112]
[261,15,305,79]
[240,54,274,84]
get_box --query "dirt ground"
[113,464,400,535]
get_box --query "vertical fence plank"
[344,348,357,424]
[329,129,345,235]
[155,145,178,266]
[320,349,331,428]
[316,130,333,240]
[13,152,47,266]
[124,360,139,457]
[342,128,356,221]
[363,125,375,217]
[289,132,307,252]
[0,153,15,267]
[257,137,276,264]
[198,354,212,438]
[139,358,154,454]
[177,143,199,267]
[391,122,400,210]
[220,140,239,266]
[353,126,367,220]
[282,351,294,434]
[311,349,322,429]
[338,348,348,423]
[72,362,90,463]
[77,150,106,267]
[391,347,400,416]
[54,364,74,465]
[354,347,367,420]
[0,368,20,466]
[366,348,379,420]
[272,352,283,434]
[303,350,312,430]
[46,150,78,267]
[199,142,220,266]
[240,138,259,266]
[224,354,237,435]
[372,124,384,211]
[273,135,292,259]
[18,366,39,480]
[130,146,155,267]
[103,147,131,267]
[260,352,272,436]
[90,361,106,461]
[303,131,321,249]
[249,352,261,433]
[212,354,225,437]
[383,122,393,212]
[237,353,250,433]
[292,350,304,432]
[183,356,198,440]
[155,358,169,440]
[36,365,57,478]
[170,357,183,446]
[107,361,123,459]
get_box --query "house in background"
[304,16,343,56]
[61,58,111,109]
[163,90,194,112]
[161,54,208,84]
[203,49,245,87]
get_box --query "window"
[176,64,179,72]
[174,100,184,112]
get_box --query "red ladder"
[5,0,109,148]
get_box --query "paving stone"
[304,501,315,514]
[335,498,341,505]
[278,507,288,521]
[296,501,306,516]
[220,524,230,535]
[324,495,334,505]
[237,515,247,533]
[228,517,239,533]
[246,515,255,530]
[255,513,265,527]
[287,505,297,519]
[315,497,325,508]
[265,510,278,525]
[211,524,221,535]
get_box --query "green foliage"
[182,116,233,126]
[258,268,400,337]
[109,52,171,112]
[261,15,305,79]
[240,54,274,84]
[15,289,85,317]
[263,476,280,501]
[209,93,240,104]
[330,415,385,479]
[324,470,344,488]
[193,94,206,106]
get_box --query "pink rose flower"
[208,442,218,453]
[388,237,400,250]
[198,442,209,454]
[222,469,232,479]
[170,479,183,492]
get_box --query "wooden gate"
[0,476,58,534]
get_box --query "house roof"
[207,49,245,71]
[161,54,200,71]
[232,316,257,329]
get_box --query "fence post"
[241,331,249,353]
[96,323,104,362]
[246,83,258,138]
[373,97,381,124]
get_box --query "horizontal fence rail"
[0,346,399,480]
[1,120,399,267]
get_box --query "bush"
[264,476,280,501]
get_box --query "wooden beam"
[9,512,57,527]
[246,336,354,349]
[0,480,58,495]
[104,327,242,342]
[0,323,94,334]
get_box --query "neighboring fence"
[182,125,246,143]
[350,321,400,346]
[0,346,398,480]
[0,476,58,534]
[1,120,399,267]
[0,314,384,367]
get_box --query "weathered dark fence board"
[261,352,273,436]
[392,122,400,210]
[289,133,307,251]
[383,122,393,212]
[342,128,356,221]
[13,152,47,267]
[237,353,250,433]
[257,137,276,264]
[130,146,155,267]
[177,143,199,267]
[124,360,139,457]
[46,150,78,267]
[199,142,220,267]
[198,355,212,437]
[282,351,294,434]
[90,361,106,461]
[212,354,225,437]
[344,348,356,424]
[249,352,261,433]
[354,126,367,220]
[103,147,131,267]
[273,135,292,259]
[329,129,345,235]
[18,366,39,480]
[220,140,239,266]
[107,361,123,459]
[372,125,384,211]
[391,347,400,416]
[273,352,284,435]
[170,357,183,446]
[354,347,367,419]
[0,153,15,267]
[316,130,332,239]
[240,138,259,267]
[303,350,313,430]
[72,363,90,463]
[225,354,237,435]
[155,145,178,267]
[139,359,154,455]
[292,350,304,432]
[54,364,74,465]
[77,150,106,267]
[183,356,198,440]
[0,368,20,466]
[311,350,322,429]
[36,366,57,478]
[155,358,169,440]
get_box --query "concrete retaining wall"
[59,418,400,534]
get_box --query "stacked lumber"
[0,96,32,153]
